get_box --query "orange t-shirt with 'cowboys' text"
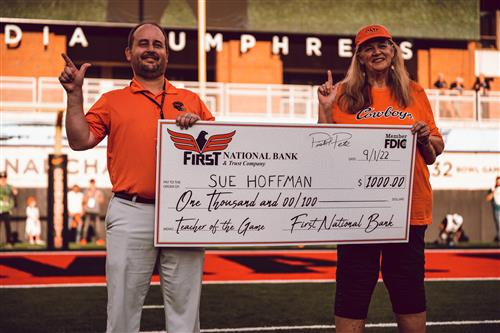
[330,82,442,225]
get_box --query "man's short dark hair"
[127,22,169,50]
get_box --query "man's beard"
[132,52,167,79]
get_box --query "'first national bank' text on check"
[155,121,416,247]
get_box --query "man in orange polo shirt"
[59,22,214,333]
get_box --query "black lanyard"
[140,91,165,119]
[135,80,166,119]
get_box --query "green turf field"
[1,280,499,332]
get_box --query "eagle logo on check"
[167,129,236,153]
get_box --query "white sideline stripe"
[140,320,500,332]
[2,277,500,289]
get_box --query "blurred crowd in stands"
[1,174,106,247]
[433,73,492,94]
[432,73,494,119]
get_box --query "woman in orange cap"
[318,24,444,333]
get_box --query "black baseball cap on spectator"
[0,171,7,178]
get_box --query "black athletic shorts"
[334,225,427,319]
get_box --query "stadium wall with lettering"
[1,21,470,84]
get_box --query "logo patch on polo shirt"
[173,101,185,111]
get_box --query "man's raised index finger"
[61,53,76,68]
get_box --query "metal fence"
[1,76,499,123]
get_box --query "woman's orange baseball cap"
[355,24,392,47]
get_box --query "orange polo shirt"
[85,78,215,198]
[331,82,442,225]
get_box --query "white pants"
[106,196,204,333]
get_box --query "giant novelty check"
[154,121,416,247]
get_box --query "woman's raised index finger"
[61,53,76,68]
[327,69,333,85]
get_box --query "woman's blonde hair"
[337,40,412,113]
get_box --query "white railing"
[0,76,37,110]
[426,89,500,123]
[1,76,499,123]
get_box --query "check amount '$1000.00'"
[155,122,417,247]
